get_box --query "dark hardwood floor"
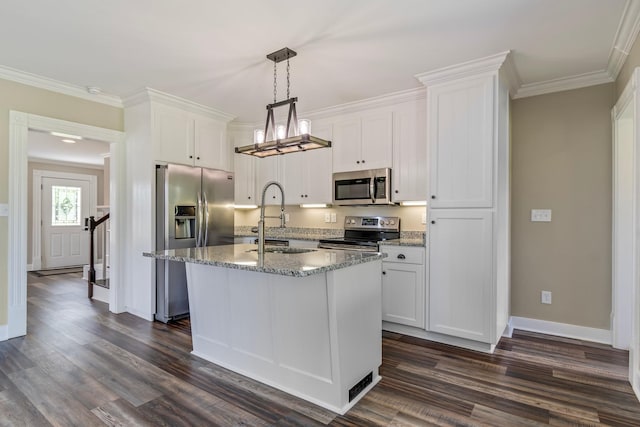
[0,272,638,426]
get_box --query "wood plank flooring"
[0,272,638,426]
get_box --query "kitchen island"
[143,244,386,414]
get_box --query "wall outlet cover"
[284,213,290,223]
[0,203,8,217]
[324,213,331,223]
[531,209,552,222]
[541,290,552,304]
[330,213,337,223]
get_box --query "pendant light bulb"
[276,124,286,140]
[254,129,265,144]
[298,119,310,135]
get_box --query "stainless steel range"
[318,216,400,252]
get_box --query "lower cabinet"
[428,209,493,343]
[380,245,425,329]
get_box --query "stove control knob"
[380,220,387,226]
[389,220,395,225]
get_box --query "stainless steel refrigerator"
[155,163,234,323]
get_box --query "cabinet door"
[382,262,424,328]
[194,116,230,171]
[332,117,362,173]
[256,156,283,205]
[392,101,427,202]
[428,209,493,342]
[361,111,392,170]
[154,104,193,166]
[283,151,306,205]
[428,76,494,208]
[234,153,256,205]
[304,147,332,204]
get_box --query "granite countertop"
[378,237,426,247]
[143,244,387,277]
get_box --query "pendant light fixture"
[235,47,331,158]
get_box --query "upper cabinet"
[427,76,495,208]
[392,99,427,202]
[153,103,231,171]
[282,121,333,205]
[332,110,392,173]
[229,127,256,205]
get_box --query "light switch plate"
[330,213,337,223]
[0,203,8,217]
[421,212,427,224]
[531,209,552,222]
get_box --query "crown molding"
[123,87,236,122]
[0,64,123,108]
[415,51,511,87]
[608,0,640,80]
[512,70,614,99]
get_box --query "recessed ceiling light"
[51,131,83,140]
[61,139,77,144]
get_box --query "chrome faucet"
[258,181,286,254]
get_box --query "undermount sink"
[247,247,317,254]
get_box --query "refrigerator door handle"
[196,191,203,247]
[203,192,209,246]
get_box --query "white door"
[41,177,91,269]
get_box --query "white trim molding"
[608,0,640,80]
[0,324,7,341]
[0,65,122,108]
[415,51,511,87]
[513,70,614,99]
[123,87,236,122]
[6,111,125,341]
[509,316,612,345]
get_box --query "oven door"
[332,168,393,205]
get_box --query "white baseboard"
[0,324,8,341]
[509,316,611,344]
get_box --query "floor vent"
[348,372,373,402]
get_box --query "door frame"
[611,68,640,399]
[32,170,98,271]
[8,111,125,340]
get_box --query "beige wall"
[511,83,615,329]
[26,161,105,265]
[235,205,426,232]
[0,78,123,325]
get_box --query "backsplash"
[235,205,426,234]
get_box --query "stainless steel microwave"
[332,168,394,205]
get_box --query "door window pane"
[52,185,81,226]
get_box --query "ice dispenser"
[174,205,196,239]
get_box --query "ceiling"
[28,130,109,167]
[0,0,636,127]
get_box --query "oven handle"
[318,243,378,252]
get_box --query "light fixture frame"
[235,47,331,158]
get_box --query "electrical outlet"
[284,213,290,223]
[330,213,337,223]
[531,209,552,222]
[324,213,331,223]
[421,212,427,224]
[541,291,552,304]
[0,203,8,217]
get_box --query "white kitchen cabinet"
[256,156,284,205]
[380,245,425,328]
[234,153,256,205]
[427,210,493,341]
[392,100,427,202]
[426,76,494,208]
[417,52,512,350]
[153,103,231,171]
[230,127,257,205]
[332,110,392,173]
[283,122,333,205]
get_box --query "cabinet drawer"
[380,246,424,265]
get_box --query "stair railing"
[84,213,110,298]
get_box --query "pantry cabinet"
[153,103,230,171]
[417,52,512,350]
[332,110,392,173]
[380,245,425,329]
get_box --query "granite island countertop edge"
[143,244,387,277]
